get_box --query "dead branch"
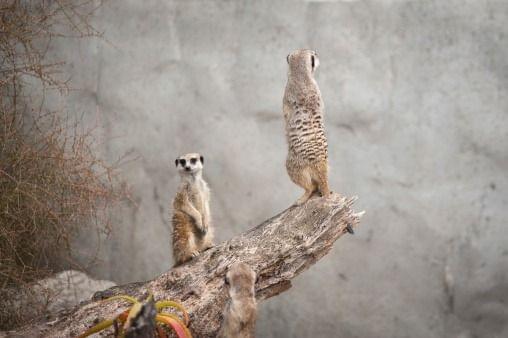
[7,193,363,338]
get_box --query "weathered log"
[8,193,363,338]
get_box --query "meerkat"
[283,49,331,206]
[171,152,213,266]
[218,262,257,338]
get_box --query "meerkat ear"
[311,55,315,69]
[286,54,290,64]
[175,159,179,167]
[200,155,204,164]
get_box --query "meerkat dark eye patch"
[190,158,197,165]
[311,55,315,69]
[179,159,186,166]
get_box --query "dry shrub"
[0,0,127,328]
[0,110,125,286]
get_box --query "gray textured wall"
[54,1,508,337]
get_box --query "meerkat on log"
[283,49,332,206]
[171,153,213,266]
[218,262,257,338]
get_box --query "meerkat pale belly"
[285,91,328,163]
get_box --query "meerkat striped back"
[286,90,328,163]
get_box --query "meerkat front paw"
[200,217,209,234]
[194,217,204,232]
[191,250,200,258]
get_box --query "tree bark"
[8,193,363,338]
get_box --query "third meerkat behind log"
[283,49,331,206]
[218,262,257,338]
[171,153,213,266]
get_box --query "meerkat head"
[286,49,319,77]
[224,262,257,298]
[175,152,204,176]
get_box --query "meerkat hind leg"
[295,188,315,206]
[197,232,214,252]
[293,167,318,206]
[201,240,214,251]
[174,230,199,266]
[316,178,331,198]
[313,163,331,198]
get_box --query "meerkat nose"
[185,167,191,171]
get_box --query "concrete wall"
[53,1,508,337]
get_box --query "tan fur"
[171,153,213,266]
[283,49,331,205]
[218,262,257,338]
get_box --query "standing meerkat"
[283,49,331,206]
[171,153,213,266]
[218,262,257,338]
